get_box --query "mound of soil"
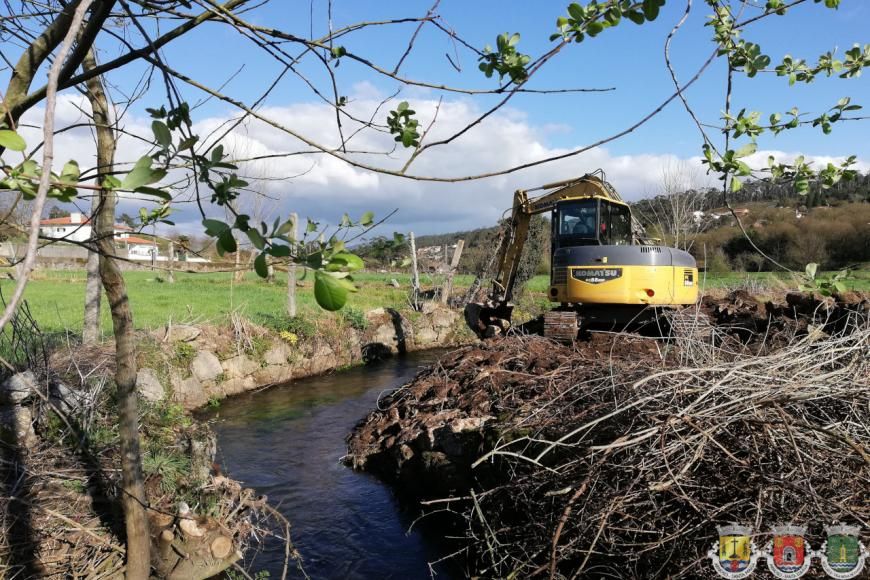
[346,292,870,578]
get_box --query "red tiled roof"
[40,217,134,230]
[117,236,156,245]
[39,216,88,226]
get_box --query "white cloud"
[11,92,868,238]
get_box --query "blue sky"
[10,1,870,235]
[147,0,870,159]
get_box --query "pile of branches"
[350,298,869,578]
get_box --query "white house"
[40,212,159,260]
[38,212,96,242]
[39,212,210,263]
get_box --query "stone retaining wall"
[136,303,467,410]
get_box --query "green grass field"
[2,269,476,337]
[3,267,867,337]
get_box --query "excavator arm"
[465,171,647,337]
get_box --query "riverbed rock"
[415,326,439,346]
[191,351,222,383]
[252,365,293,386]
[306,343,338,375]
[214,376,257,398]
[163,324,201,342]
[263,343,291,366]
[0,405,37,448]
[50,381,85,415]
[431,308,458,331]
[221,354,259,379]
[136,368,165,402]
[1,371,38,404]
[366,307,386,319]
[172,375,207,409]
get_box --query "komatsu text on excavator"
[464,170,699,341]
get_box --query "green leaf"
[202,218,229,236]
[314,271,349,311]
[327,252,364,272]
[567,3,585,20]
[0,129,26,152]
[805,263,818,279]
[360,210,374,226]
[627,10,645,24]
[254,253,269,278]
[218,228,237,253]
[60,160,80,182]
[269,244,291,258]
[134,186,171,201]
[152,121,172,148]
[178,136,199,150]
[730,178,743,192]
[642,0,660,21]
[276,217,297,237]
[247,228,266,250]
[586,21,605,36]
[122,155,165,190]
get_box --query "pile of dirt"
[346,292,870,578]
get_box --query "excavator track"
[543,310,579,342]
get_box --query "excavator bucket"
[464,300,514,338]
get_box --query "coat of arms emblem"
[708,524,759,578]
[764,524,812,579]
[820,523,867,579]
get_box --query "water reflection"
[204,351,456,580]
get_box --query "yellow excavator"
[464,170,699,340]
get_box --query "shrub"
[255,313,317,338]
[172,341,196,368]
[340,307,369,331]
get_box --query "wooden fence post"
[287,212,298,317]
[409,231,420,307]
[441,239,464,304]
[167,241,175,283]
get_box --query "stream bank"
[121,302,469,410]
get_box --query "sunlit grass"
[4,267,866,337]
[2,269,476,336]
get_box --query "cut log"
[210,536,233,560]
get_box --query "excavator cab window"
[555,199,633,247]
[556,199,598,245]
[601,201,632,245]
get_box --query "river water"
[205,350,457,580]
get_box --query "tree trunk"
[286,212,298,317]
[83,49,151,578]
[82,154,102,344]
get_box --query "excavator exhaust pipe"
[464,300,514,338]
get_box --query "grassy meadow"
[2,267,867,337]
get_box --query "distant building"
[39,212,209,262]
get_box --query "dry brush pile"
[347,292,870,578]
